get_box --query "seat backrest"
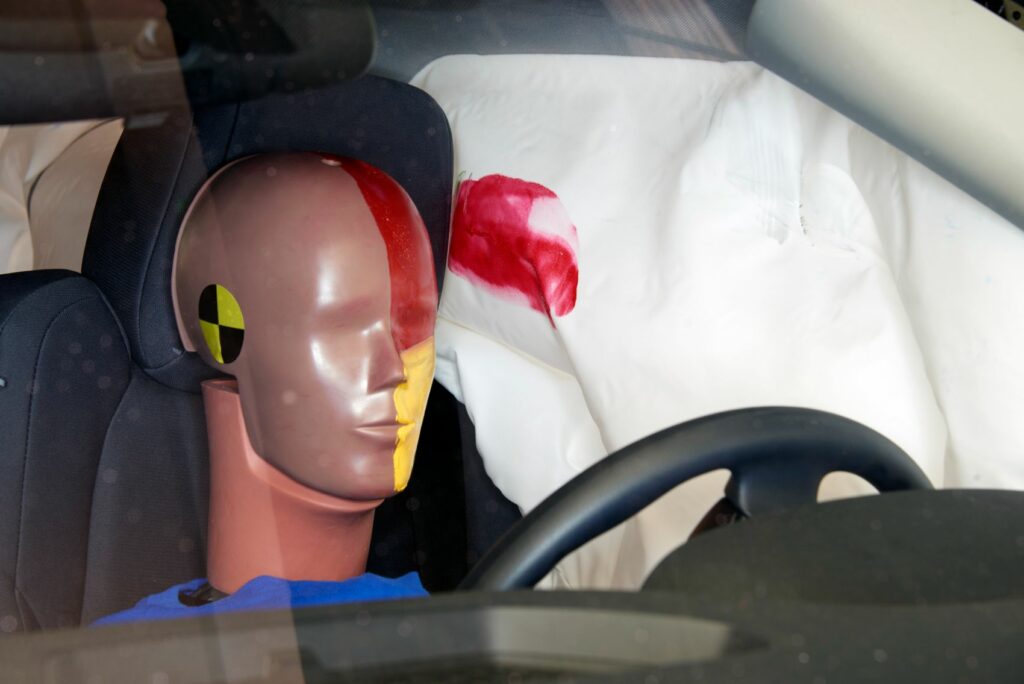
[0,76,455,631]
[0,270,134,630]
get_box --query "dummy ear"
[171,158,248,356]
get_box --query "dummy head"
[173,153,437,500]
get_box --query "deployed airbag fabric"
[412,56,1024,589]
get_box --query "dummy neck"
[201,379,380,594]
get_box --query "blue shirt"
[94,573,427,626]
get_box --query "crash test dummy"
[97,152,437,622]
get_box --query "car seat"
[0,75,460,632]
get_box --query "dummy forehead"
[333,157,437,350]
[173,153,436,356]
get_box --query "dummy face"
[173,153,437,500]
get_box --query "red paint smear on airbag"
[450,175,578,324]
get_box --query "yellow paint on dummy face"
[392,337,435,492]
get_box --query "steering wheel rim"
[459,407,932,591]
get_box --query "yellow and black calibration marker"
[198,284,245,364]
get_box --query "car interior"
[0,0,1022,682]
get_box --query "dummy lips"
[450,175,579,324]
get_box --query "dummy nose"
[365,324,406,391]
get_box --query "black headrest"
[82,76,454,391]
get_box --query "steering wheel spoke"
[726,459,833,516]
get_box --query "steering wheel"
[460,407,932,591]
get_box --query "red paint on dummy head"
[335,157,437,351]
[450,175,578,324]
